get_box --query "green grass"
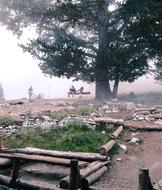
[52,106,95,120]
[0,116,14,127]
[5,121,113,153]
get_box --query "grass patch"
[5,121,113,153]
[0,116,14,127]
[52,106,95,120]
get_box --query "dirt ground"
[95,131,162,190]
[1,97,162,189]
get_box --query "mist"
[0,26,161,100]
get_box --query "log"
[70,159,80,190]
[0,158,12,168]
[134,111,150,115]
[124,120,162,131]
[135,107,156,113]
[60,161,109,189]
[0,153,87,168]
[95,117,124,125]
[99,140,116,155]
[80,160,109,178]
[150,114,162,119]
[138,168,153,190]
[81,166,107,190]
[110,126,123,139]
[3,147,106,161]
[0,174,62,190]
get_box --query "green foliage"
[0,0,153,99]
[0,116,14,127]
[5,121,113,153]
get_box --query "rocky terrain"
[0,96,161,189]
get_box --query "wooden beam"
[95,117,124,125]
[99,140,116,155]
[110,126,123,140]
[3,147,107,161]
[0,174,63,190]
[81,166,107,190]
[60,161,109,189]
[0,153,87,168]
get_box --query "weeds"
[5,121,112,153]
[52,106,95,120]
[0,116,14,127]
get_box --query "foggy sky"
[0,26,161,100]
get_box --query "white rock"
[129,137,140,144]
[116,158,122,162]
[154,120,162,125]
[101,130,106,134]
[118,144,127,151]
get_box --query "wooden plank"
[95,117,124,125]
[110,126,124,139]
[81,166,107,190]
[124,120,162,131]
[0,174,63,190]
[0,153,87,168]
[99,140,116,155]
[3,147,107,161]
[60,161,109,189]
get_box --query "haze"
[0,26,161,100]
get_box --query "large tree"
[0,0,150,99]
[120,0,162,82]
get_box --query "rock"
[118,144,127,151]
[101,130,106,134]
[116,158,122,162]
[129,137,140,144]
[154,120,162,125]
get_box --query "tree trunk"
[95,2,113,101]
[112,78,119,98]
[95,78,112,100]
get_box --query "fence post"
[70,159,80,190]
[0,137,3,152]
[10,158,20,187]
[138,167,154,190]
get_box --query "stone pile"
[1,100,162,138]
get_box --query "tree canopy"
[0,0,157,99]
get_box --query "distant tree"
[0,0,150,99]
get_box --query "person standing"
[28,86,33,101]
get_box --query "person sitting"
[76,87,84,100]
[68,85,76,97]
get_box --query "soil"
[95,131,162,190]
[0,97,162,189]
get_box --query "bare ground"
[1,98,162,189]
[95,131,162,190]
